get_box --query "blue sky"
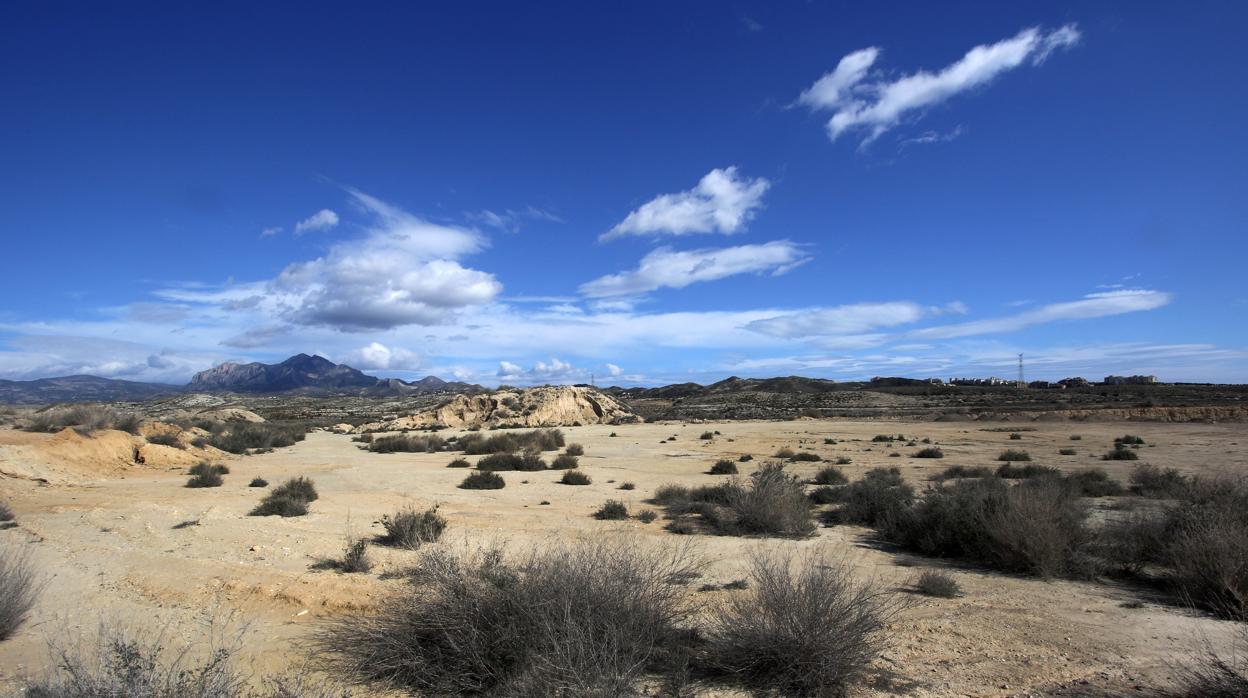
[1,2,1245,386]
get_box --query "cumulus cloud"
[274,189,501,331]
[911,289,1172,340]
[293,208,340,235]
[605,363,622,377]
[260,226,282,238]
[601,167,770,241]
[579,241,810,298]
[496,357,583,383]
[799,24,1080,144]
[343,342,421,370]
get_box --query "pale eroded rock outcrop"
[355,386,641,431]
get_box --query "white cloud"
[605,363,623,377]
[601,167,770,241]
[274,189,501,330]
[800,25,1080,144]
[579,241,810,298]
[911,290,1172,340]
[746,301,929,339]
[344,342,421,370]
[466,206,563,233]
[221,325,291,348]
[496,357,582,384]
[260,226,282,238]
[293,209,340,235]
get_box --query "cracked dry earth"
[1,419,1245,696]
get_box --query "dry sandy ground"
[1,419,1246,696]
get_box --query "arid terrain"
[1,405,1246,696]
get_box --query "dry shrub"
[249,477,317,517]
[476,453,524,471]
[209,423,307,454]
[312,540,700,696]
[930,465,993,481]
[1130,463,1190,498]
[0,544,39,640]
[446,458,471,468]
[1,500,15,522]
[704,549,898,696]
[459,471,505,490]
[997,449,1031,462]
[671,463,815,538]
[1169,626,1248,697]
[1103,444,1140,461]
[186,463,228,488]
[337,539,373,574]
[789,452,822,462]
[1062,469,1125,497]
[885,478,1094,579]
[708,460,738,475]
[593,500,630,520]
[1162,477,1248,618]
[559,470,592,486]
[367,434,446,454]
[146,432,184,449]
[812,466,848,486]
[549,454,578,470]
[379,505,446,549]
[913,447,944,459]
[913,570,961,598]
[995,462,1060,479]
[248,478,268,488]
[458,429,564,455]
[831,468,914,527]
[26,406,142,435]
[564,443,585,456]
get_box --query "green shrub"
[789,452,822,462]
[248,477,268,487]
[460,472,505,489]
[458,428,564,455]
[208,422,307,454]
[447,458,471,468]
[997,449,1031,462]
[709,460,738,475]
[26,406,142,435]
[1115,435,1146,446]
[559,470,592,486]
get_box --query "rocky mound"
[356,386,641,431]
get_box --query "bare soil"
[1,418,1245,696]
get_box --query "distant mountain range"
[0,353,483,404]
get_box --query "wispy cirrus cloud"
[466,206,563,233]
[600,167,770,241]
[911,289,1172,340]
[799,24,1080,145]
[578,241,809,298]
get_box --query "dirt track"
[1,419,1246,696]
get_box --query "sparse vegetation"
[446,457,471,468]
[835,456,852,465]
[829,468,914,527]
[635,509,657,523]
[662,462,815,538]
[26,405,142,435]
[700,431,715,440]
[0,544,39,640]
[0,501,14,523]
[185,462,228,488]
[1103,444,1140,461]
[564,443,584,456]
[914,570,962,598]
[209,422,308,454]
[549,454,578,470]
[709,459,738,475]
[249,477,317,517]
[1129,463,1190,498]
[738,454,753,462]
[995,462,1060,479]
[913,447,944,459]
[1115,435,1146,446]
[379,505,447,549]
[593,500,629,520]
[336,538,374,574]
[997,449,1032,462]
[618,482,636,490]
[459,471,505,489]
[812,465,848,486]
[146,432,184,449]
[368,433,446,453]
[704,550,897,697]
[312,540,701,696]
[248,477,268,488]
[930,465,993,481]
[788,452,822,462]
[559,470,592,485]
[1059,448,1077,455]
[1062,469,1125,497]
[1008,433,1022,440]
[458,428,564,455]
[773,447,796,459]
